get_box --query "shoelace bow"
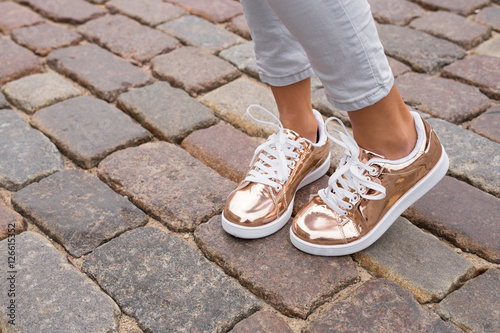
[244,105,307,191]
[319,117,386,216]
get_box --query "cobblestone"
[368,0,425,25]
[117,82,217,143]
[19,0,107,24]
[219,41,259,78]
[470,105,500,143]
[12,169,148,257]
[0,1,44,34]
[151,46,241,95]
[2,73,81,114]
[427,117,500,197]
[0,109,63,191]
[311,89,351,125]
[353,217,476,303]
[409,11,490,49]
[387,57,412,77]
[0,39,42,86]
[0,232,121,332]
[32,96,152,169]
[443,55,500,99]
[0,201,26,241]
[107,0,186,26]
[78,14,180,65]
[474,36,500,58]
[200,77,279,137]
[98,142,235,232]
[181,123,258,182]
[437,269,500,333]
[83,227,261,332]
[309,279,462,333]
[395,73,490,123]
[166,0,243,23]
[227,14,251,40]
[47,44,152,102]
[194,215,359,318]
[158,15,244,54]
[231,311,293,333]
[475,6,500,31]
[410,0,490,16]
[406,176,500,263]
[377,24,466,74]
[11,23,83,56]
[0,93,9,109]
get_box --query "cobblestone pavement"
[0,0,499,332]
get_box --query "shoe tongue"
[358,148,386,164]
[282,128,301,141]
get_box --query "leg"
[260,0,415,159]
[240,0,317,142]
[348,85,416,160]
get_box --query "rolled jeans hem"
[326,76,395,112]
[259,67,315,87]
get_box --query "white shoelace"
[319,118,386,216]
[244,105,307,191]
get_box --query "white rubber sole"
[290,148,449,256]
[221,153,331,239]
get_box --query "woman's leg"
[244,0,415,159]
[240,0,317,142]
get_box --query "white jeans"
[240,0,394,111]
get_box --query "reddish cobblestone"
[78,15,180,65]
[181,123,259,183]
[107,0,186,26]
[470,105,500,143]
[0,201,27,241]
[475,6,500,31]
[406,176,500,263]
[411,0,490,16]
[19,0,107,24]
[47,44,152,102]
[227,14,251,40]
[387,57,412,77]
[151,46,240,95]
[0,1,44,34]
[368,0,425,25]
[443,55,500,99]
[309,279,462,333]
[0,39,42,86]
[410,11,490,49]
[158,15,244,54]
[395,72,490,123]
[166,0,243,23]
[11,23,82,56]
[98,142,235,232]
[194,216,359,318]
[231,311,293,333]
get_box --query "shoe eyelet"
[365,176,370,181]
[347,204,353,210]
[343,211,348,216]
[369,167,377,175]
[353,195,359,202]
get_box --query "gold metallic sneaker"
[291,112,449,256]
[222,105,331,239]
